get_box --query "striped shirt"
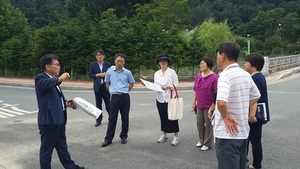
[214,63,260,139]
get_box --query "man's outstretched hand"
[224,115,239,135]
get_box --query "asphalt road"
[0,74,300,169]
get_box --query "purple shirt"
[193,73,218,109]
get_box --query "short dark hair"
[40,54,59,70]
[199,57,214,70]
[245,52,265,71]
[95,49,105,55]
[115,53,126,59]
[216,41,240,62]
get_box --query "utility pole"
[247,34,250,55]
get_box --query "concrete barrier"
[265,54,300,74]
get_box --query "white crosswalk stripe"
[0,114,8,118]
[0,101,37,119]
[0,111,15,118]
[10,107,37,114]
[0,107,24,115]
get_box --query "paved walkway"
[0,66,300,90]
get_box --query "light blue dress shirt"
[104,66,135,94]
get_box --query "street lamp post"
[278,23,283,54]
[278,23,281,39]
[247,34,250,55]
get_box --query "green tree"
[65,0,153,19]
[0,0,28,43]
[158,25,190,74]
[90,8,128,61]
[123,16,152,78]
[240,8,285,41]
[188,0,212,26]
[57,9,94,79]
[193,19,235,62]
[280,12,300,43]
[33,26,61,59]
[0,0,29,76]
[10,0,66,28]
[149,0,191,30]
[127,0,191,77]
[265,36,284,55]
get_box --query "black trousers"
[247,122,263,168]
[104,94,130,142]
[95,84,110,122]
[156,100,179,133]
[39,124,77,169]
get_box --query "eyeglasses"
[50,63,60,67]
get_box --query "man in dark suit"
[89,49,111,127]
[35,54,84,169]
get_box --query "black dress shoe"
[101,141,112,147]
[76,165,85,169]
[95,121,101,127]
[121,138,127,144]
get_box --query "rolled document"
[73,97,102,119]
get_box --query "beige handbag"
[168,85,183,120]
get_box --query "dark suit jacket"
[89,60,111,93]
[35,72,67,125]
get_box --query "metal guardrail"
[182,54,300,78]
[268,54,300,73]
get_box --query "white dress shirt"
[154,67,179,103]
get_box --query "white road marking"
[0,108,24,115]
[268,91,300,95]
[0,101,38,118]
[10,107,37,114]
[2,103,19,107]
[0,114,8,118]
[0,111,15,117]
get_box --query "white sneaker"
[201,145,210,151]
[196,141,202,147]
[157,135,168,143]
[171,137,180,146]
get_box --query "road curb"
[0,82,194,91]
[277,67,300,80]
[1,67,300,90]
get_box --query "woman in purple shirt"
[192,57,218,151]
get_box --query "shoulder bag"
[168,85,183,120]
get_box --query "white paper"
[140,78,164,92]
[72,97,102,119]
